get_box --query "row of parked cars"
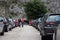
[0,16,19,36]
[29,13,60,40]
[29,18,41,31]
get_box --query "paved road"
[57,29,60,40]
[0,25,41,40]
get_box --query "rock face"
[0,0,60,16]
[17,0,60,13]
[0,6,5,16]
[9,4,26,19]
[0,1,5,16]
[17,0,29,3]
[0,0,26,19]
[42,0,60,13]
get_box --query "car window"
[38,18,42,22]
[0,17,3,20]
[3,17,7,22]
[9,19,13,22]
[4,18,7,22]
[55,16,60,21]
[46,15,60,22]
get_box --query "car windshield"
[46,15,60,22]
[9,19,13,22]
[0,17,3,20]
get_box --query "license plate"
[44,27,53,28]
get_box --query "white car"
[0,17,4,35]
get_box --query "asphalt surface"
[0,25,41,40]
[57,29,60,40]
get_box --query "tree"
[24,0,48,20]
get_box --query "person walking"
[18,19,21,27]
[21,18,24,27]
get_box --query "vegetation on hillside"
[24,0,48,20]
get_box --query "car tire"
[37,28,39,31]
[6,27,8,32]
[41,35,53,40]
[9,28,12,31]
[4,25,8,32]
[15,25,17,27]
[0,31,4,36]
[0,27,5,36]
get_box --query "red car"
[29,20,33,26]
[14,19,18,27]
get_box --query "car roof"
[49,14,60,16]
[45,13,60,17]
[46,13,60,15]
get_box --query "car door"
[0,17,4,32]
[56,16,60,40]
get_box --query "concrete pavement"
[57,29,60,40]
[0,25,41,40]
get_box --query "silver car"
[8,18,15,29]
[40,13,60,40]
[0,17,4,35]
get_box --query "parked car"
[2,17,9,32]
[32,19,39,29]
[31,20,35,26]
[37,18,42,31]
[0,17,5,35]
[40,13,60,40]
[0,17,11,32]
[29,20,33,26]
[24,20,29,24]
[8,18,15,29]
[14,19,18,27]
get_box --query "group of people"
[18,18,24,27]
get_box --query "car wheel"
[0,27,5,36]
[37,29,40,31]
[0,31,4,36]
[41,35,45,40]
[6,27,8,32]
[9,28,12,31]
[4,25,8,32]
[41,35,53,40]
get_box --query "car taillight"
[3,21,6,24]
[45,22,56,25]
[50,22,56,25]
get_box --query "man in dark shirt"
[18,19,21,27]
